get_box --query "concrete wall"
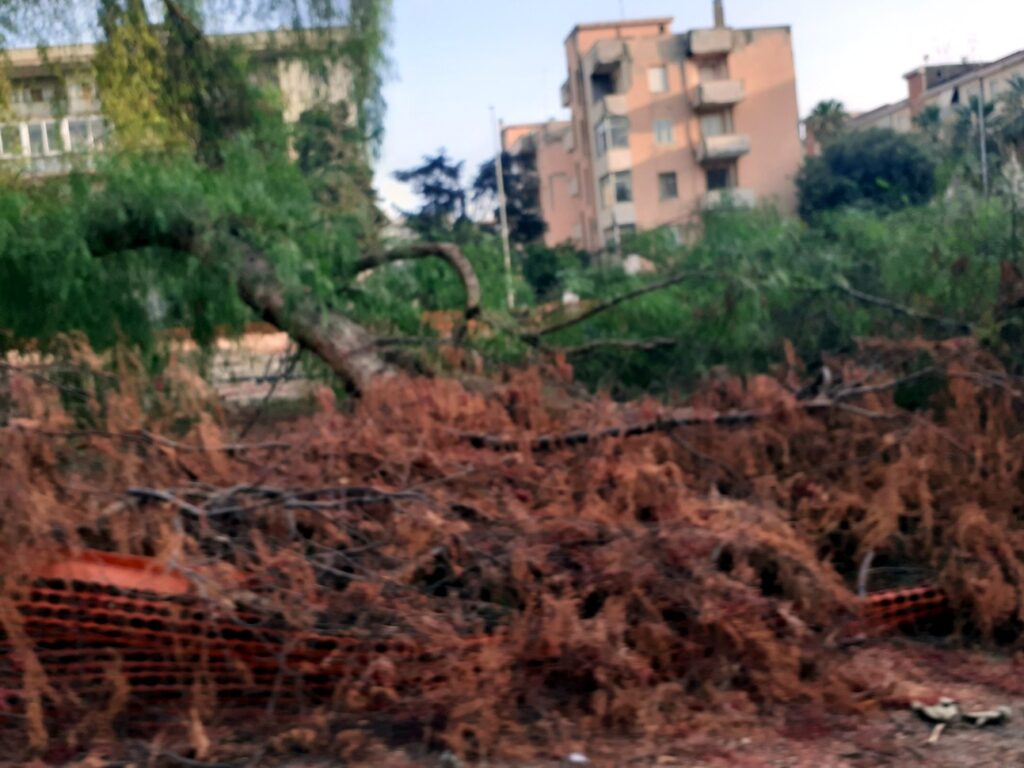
[731,28,802,213]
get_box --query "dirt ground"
[174,639,1022,768]
[480,640,1024,768]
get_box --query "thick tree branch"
[831,282,973,333]
[523,270,712,341]
[233,243,394,393]
[355,243,481,319]
[82,216,395,392]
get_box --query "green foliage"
[473,150,545,245]
[521,242,587,302]
[95,0,182,149]
[797,128,936,220]
[294,101,383,238]
[544,197,1014,396]
[393,149,468,238]
[805,99,849,147]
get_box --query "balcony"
[696,133,751,163]
[702,188,757,209]
[689,28,733,57]
[598,202,636,233]
[590,38,628,67]
[692,79,743,111]
[593,93,628,123]
[560,80,571,108]
[594,146,632,178]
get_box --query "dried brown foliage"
[0,338,1022,763]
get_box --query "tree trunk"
[234,245,394,393]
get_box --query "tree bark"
[234,244,394,393]
[356,242,481,318]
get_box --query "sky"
[375,0,1024,216]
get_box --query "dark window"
[614,171,633,203]
[658,172,678,200]
[592,72,615,102]
[706,166,735,191]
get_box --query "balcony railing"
[689,28,733,57]
[696,133,751,163]
[692,80,744,111]
[594,93,628,124]
[0,114,109,176]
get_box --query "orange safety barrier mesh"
[0,549,947,730]
[0,550,491,729]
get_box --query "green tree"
[805,99,849,149]
[393,149,468,237]
[797,128,936,219]
[472,150,546,245]
[0,1,496,393]
[913,105,943,147]
[993,75,1024,157]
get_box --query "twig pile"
[0,337,1021,763]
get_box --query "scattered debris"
[962,706,1012,727]
[912,698,961,725]
[1,338,1024,764]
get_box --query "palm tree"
[805,100,849,150]
[994,75,1024,156]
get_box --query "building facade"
[502,120,578,248]
[0,29,350,177]
[849,49,1024,134]
[506,3,802,252]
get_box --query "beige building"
[506,2,802,252]
[0,29,350,177]
[850,49,1024,135]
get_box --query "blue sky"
[375,0,1024,214]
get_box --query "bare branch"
[558,337,679,356]
[355,242,481,319]
[831,283,973,333]
[524,270,712,341]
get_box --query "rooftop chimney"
[713,0,726,27]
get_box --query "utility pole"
[978,76,989,196]
[490,107,515,310]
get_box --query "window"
[600,171,633,206]
[68,118,91,152]
[591,72,615,102]
[698,59,729,82]
[30,87,44,103]
[658,172,678,200]
[27,124,44,156]
[90,118,109,150]
[614,170,633,203]
[654,119,674,145]
[700,110,733,137]
[706,165,736,191]
[595,115,630,156]
[44,121,62,154]
[648,66,669,93]
[0,125,22,157]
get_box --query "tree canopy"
[797,128,936,219]
[473,150,546,245]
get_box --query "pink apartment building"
[505,2,803,252]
